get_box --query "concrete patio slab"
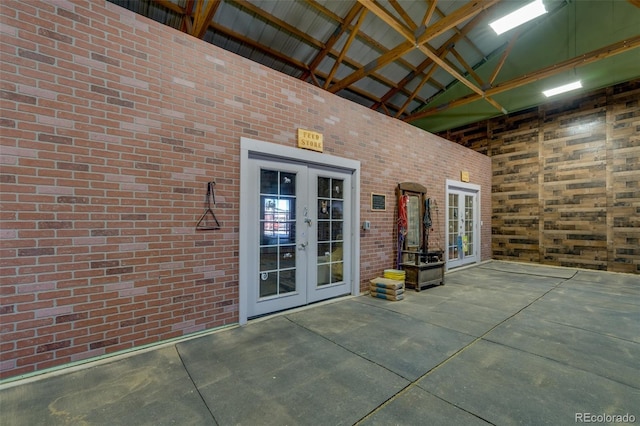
[286,299,475,381]
[360,386,490,425]
[418,339,639,425]
[1,347,213,426]
[176,315,409,425]
[485,311,640,388]
[524,289,640,343]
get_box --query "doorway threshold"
[248,293,358,324]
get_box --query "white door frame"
[445,179,481,271]
[239,137,360,325]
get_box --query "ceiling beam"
[206,14,426,108]
[415,0,500,45]
[389,0,417,31]
[182,0,195,33]
[417,43,485,97]
[394,63,438,117]
[373,10,487,115]
[154,0,183,15]
[327,39,414,93]
[488,30,520,86]
[357,0,505,112]
[302,3,364,81]
[303,0,429,88]
[191,0,221,39]
[324,9,368,89]
[421,0,438,27]
[488,35,640,95]
[223,0,428,103]
[330,0,496,94]
[220,0,420,102]
[433,6,485,61]
[448,48,484,87]
[359,0,414,41]
[405,35,640,122]
[153,0,432,108]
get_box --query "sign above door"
[297,129,324,153]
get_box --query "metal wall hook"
[196,181,221,230]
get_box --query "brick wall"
[0,0,491,379]
[439,80,640,273]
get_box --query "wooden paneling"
[437,121,489,154]
[608,82,640,273]
[540,92,609,270]
[439,79,640,273]
[490,108,541,263]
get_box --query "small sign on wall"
[298,129,323,152]
[371,193,386,211]
[461,170,470,182]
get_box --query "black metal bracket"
[196,181,221,230]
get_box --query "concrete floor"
[1,260,639,425]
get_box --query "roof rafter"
[488,30,520,86]
[328,39,415,94]
[395,63,438,117]
[218,0,433,106]
[191,0,221,39]
[150,0,440,111]
[154,0,182,14]
[433,5,485,61]
[357,0,506,113]
[373,10,487,116]
[330,0,494,94]
[302,0,434,91]
[389,0,417,31]
[448,48,484,88]
[301,2,364,81]
[324,8,368,89]
[405,35,640,122]
[421,0,438,28]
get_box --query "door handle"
[298,242,308,250]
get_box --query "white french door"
[244,159,352,319]
[446,181,480,269]
[308,168,352,303]
[249,161,308,316]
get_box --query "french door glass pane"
[331,200,343,219]
[318,177,330,198]
[332,180,343,199]
[464,195,474,256]
[317,177,344,286]
[260,170,278,194]
[259,169,297,299]
[448,193,459,260]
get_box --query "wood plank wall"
[439,79,639,273]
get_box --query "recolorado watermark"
[575,413,636,423]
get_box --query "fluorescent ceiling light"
[543,80,582,97]
[489,0,547,35]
